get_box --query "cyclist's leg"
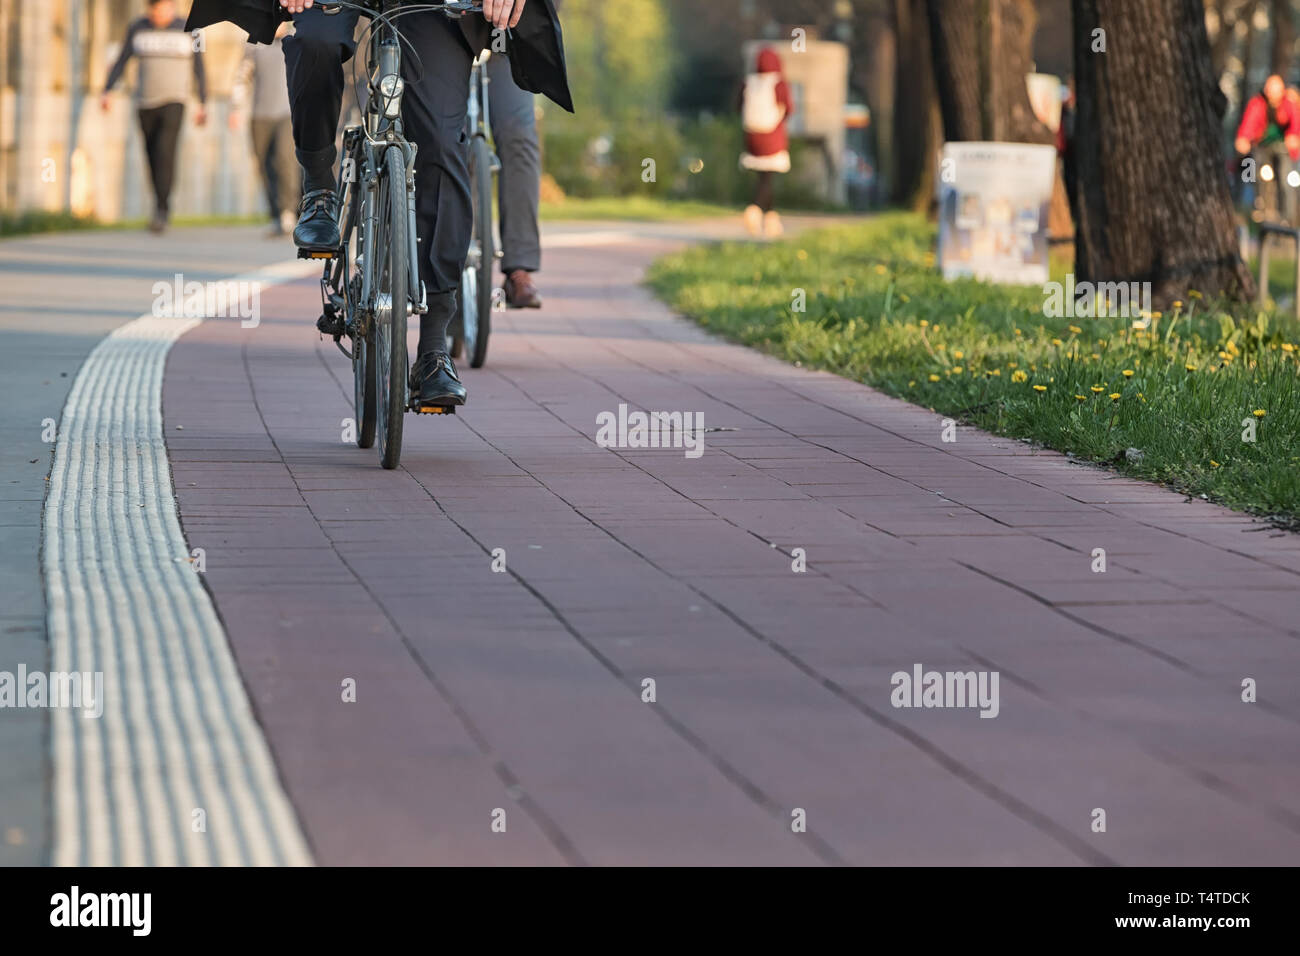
[282,8,360,194]
[1278,151,1299,225]
[400,11,473,403]
[487,55,540,276]
[403,15,473,348]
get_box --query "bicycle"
[449,50,501,368]
[312,0,481,470]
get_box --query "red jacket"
[1237,92,1300,158]
[740,48,794,157]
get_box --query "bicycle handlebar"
[318,0,484,16]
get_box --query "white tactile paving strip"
[43,259,318,866]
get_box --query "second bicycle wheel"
[374,146,410,470]
[464,135,494,369]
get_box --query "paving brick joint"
[5,221,1299,866]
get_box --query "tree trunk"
[893,0,942,209]
[926,0,985,140]
[1272,0,1295,74]
[862,6,898,204]
[927,0,1072,238]
[1072,0,1254,304]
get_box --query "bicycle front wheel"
[375,145,410,470]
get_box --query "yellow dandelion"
[1109,392,1121,401]
[1074,394,1088,402]
[1090,385,1105,393]
[899,293,911,303]
[1282,343,1295,352]
[797,249,808,261]
[1189,290,1203,299]
[952,350,963,359]
[1011,370,1028,383]
[1051,338,1063,346]
[875,264,888,275]
[1253,409,1267,417]
[1008,362,1018,369]
[1211,460,1221,468]
[1172,300,1183,309]
[919,319,929,327]
[991,368,1001,376]
[928,374,941,382]
[1138,393,1146,402]
[952,366,963,374]
[1122,369,1134,378]
[1068,325,1082,334]
[1032,384,1047,392]
[1014,328,1023,336]
[1185,363,1197,371]
[908,380,916,388]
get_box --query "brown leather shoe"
[504,269,542,309]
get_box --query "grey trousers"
[250,116,299,220]
[488,54,541,274]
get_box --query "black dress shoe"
[293,188,340,253]
[409,350,467,407]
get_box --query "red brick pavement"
[163,229,1300,865]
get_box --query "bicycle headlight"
[378,74,404,118]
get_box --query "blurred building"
[0,0,268,221]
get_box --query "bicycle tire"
[466,135,494,369]
[375,145,409,470]
[340,173,377,449]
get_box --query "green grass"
[540,196,739,222]
[1,211,268,239]
[647,212,1300,528]
[0,210,101,238]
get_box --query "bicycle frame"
[321,0,485,336]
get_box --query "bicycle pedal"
[298,248,338,260]
[412,403,457,415]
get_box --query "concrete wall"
[1,0,269,222]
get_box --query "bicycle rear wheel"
[375,146,410,470]
[463,135,494,368]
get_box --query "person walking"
[229,21,299,237]
[739,46,794,240]
[101,0,208,233]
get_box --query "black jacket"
[185,0,573,112]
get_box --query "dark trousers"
[251,116,299,220]
[283,8,473,293]
[137,103,184,217]
[487,54,540,274]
